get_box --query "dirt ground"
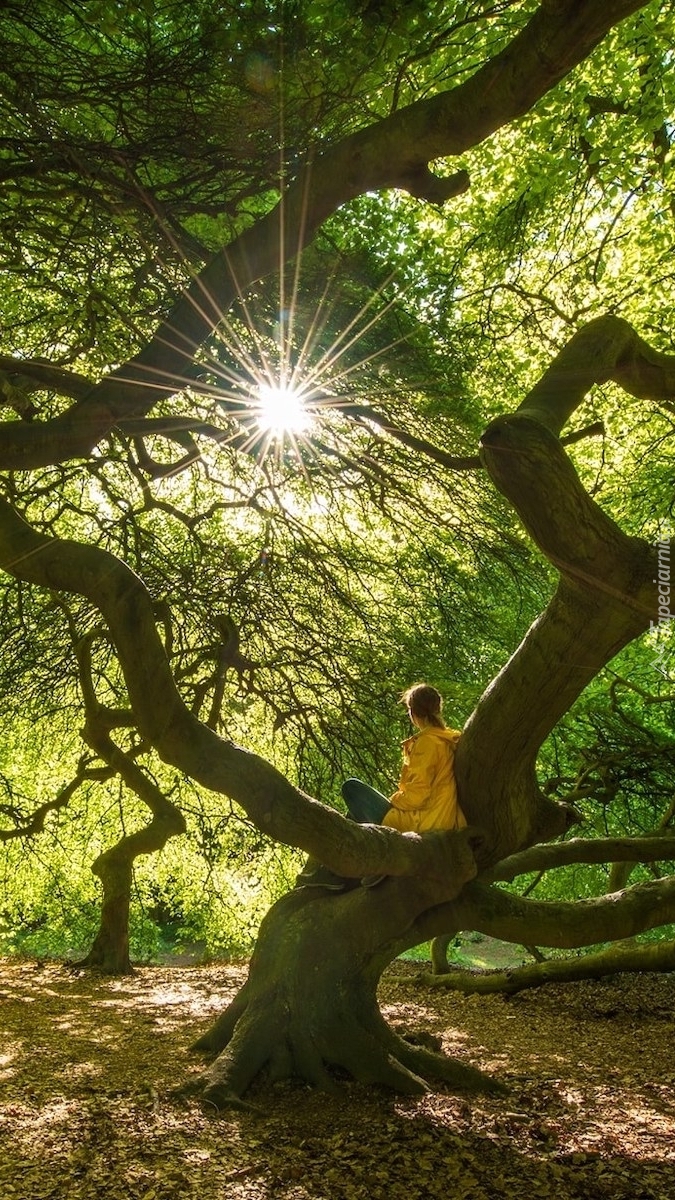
[0,951,674,1200]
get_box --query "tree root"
[201,1087,262,1114]
[191,885,504,1105]
[190,981,249,1054]
[391,1032,507,1095]
[194,977,503,1106]
[65,953,134,976]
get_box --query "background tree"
[1,0,675,1104]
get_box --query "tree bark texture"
[192,874,500,1107]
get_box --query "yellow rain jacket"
[383,726,466,834]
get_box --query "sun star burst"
[254,380,310,437]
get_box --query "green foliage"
[0,0,674,964]
[0,826,106,959]
[0,742,305,960]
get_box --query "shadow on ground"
[0,957,673,1199]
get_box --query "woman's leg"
[295,779,391,890]
[341,778,391,824]
[341,779,393,888]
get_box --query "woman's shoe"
[295,866,348,891]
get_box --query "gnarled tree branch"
[423,937,675,994]
[0,495,478,888]
[414,875,675,952]
[0,0,648,471]
[490,835,675,883]
[455,321,673,862]
[0,759,112,842]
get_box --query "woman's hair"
[400,682,445,728]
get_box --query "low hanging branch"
[414,875,675,956]
[428,835,675,975]
[0,760,112,842]
[422,937,675,995]
[0,495,478,887]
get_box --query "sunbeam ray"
[98,40,415,493]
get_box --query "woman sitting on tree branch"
[297,683,465,890]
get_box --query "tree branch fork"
[1,311,674,887]
[0,2,652,471]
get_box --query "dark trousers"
[341,777,391,824]
[295,778,391,888]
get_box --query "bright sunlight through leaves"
[254,381,310,436]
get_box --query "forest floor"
[0,946,674,1200]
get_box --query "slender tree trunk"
[71,725,186,974]
[77,856,134,974]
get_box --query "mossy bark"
[193,879,500,1108]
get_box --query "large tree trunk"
[192,873,499,1108]
[194,861,675,1105]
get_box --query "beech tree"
[1,0,675,1104]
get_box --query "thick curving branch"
[412,874,675,952]
[0,496,478,885]
[0,355,93,404]
[0,0,648,470]
[516,314,675,436]
[455,320,672,861]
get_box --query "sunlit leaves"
[0,0,674,961]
